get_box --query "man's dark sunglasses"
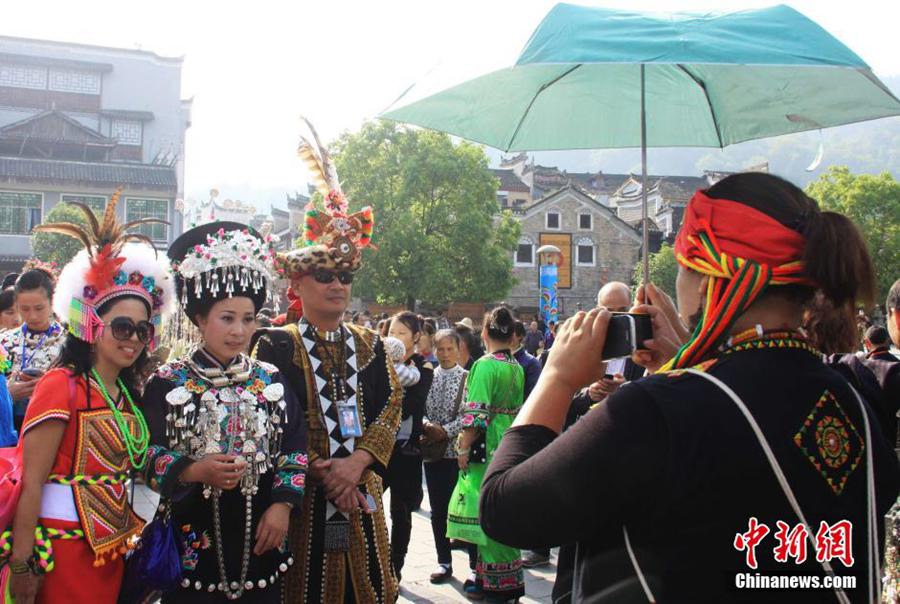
[108,317,155,344]
[311,268,354,285]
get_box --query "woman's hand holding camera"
[630,304,684,373]
[514,309,612,433]
[635,283,690,341]
[543,308,612,393]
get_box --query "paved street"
[134,483,557,603]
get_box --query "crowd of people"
[0,155,898,604]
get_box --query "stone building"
[0,35,191,272]
[499,153,764,238]
[506,185,642,316]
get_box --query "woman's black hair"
[484,306,515,342]
[706,172,875,309]
[454,323,479,353]
[52,294,152,395]
[2,273,19,290]
[0,289,15,313]
[391,311,423,337]
[513,320,526,339]
[15,268,54,300]
[421,319,436,337]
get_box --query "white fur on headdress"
[53,242,175,321]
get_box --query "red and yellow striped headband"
[663,190,815,370]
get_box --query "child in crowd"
[385,335,421,387]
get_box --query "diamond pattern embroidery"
[301,321,359,524]
[794,389,865,496]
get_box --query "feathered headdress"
[34,189,174,348]
[279,118,375,280]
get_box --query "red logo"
[734,518,854,568]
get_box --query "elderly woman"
[421,329,477,584]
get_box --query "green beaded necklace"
[90,368,150,470]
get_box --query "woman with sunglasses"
[7,197,173,604]
[141,223,307,603]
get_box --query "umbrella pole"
[640,63,650,291]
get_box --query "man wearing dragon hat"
[253,119,402,603]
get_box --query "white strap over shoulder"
[684,368,878,603]
[624,369,879,604]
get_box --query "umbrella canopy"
[382,4,900,151]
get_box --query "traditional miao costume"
[141,222,307,603]
[252,119,403,603]
[447,350,526,600]
[5,193,173,603]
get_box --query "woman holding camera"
[447,306,525,602]
[481,173,900,603]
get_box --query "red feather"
[86,244,126,289]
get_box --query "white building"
[0,35,192,272]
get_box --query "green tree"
[632,243,679,298]
[806,166,900,300]
[31,203,96,267]
[328,121,520,308]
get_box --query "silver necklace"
[212,491,254,600]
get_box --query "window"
[578,213,592,230]
[515,236,534,266]
[0,191,42,235]
[61,194,106,214]
[546,211,560,230]
[125,198,168,241]
[576,237,595,266]
[0,63,47,89]
[48,68,101,94]
[111,119,142,145]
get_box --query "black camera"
[601,313,653,360]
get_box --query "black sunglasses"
[311,268,354,285]
[107,317,155,344]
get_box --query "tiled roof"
[658,176,708,202]
[0,156,176,189]
[491,169,530,193]
[0,110,114,144]
[531,168,633,197]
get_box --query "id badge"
[337,400,363,438]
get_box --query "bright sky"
[4,0,899,208]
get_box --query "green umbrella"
[381,3,900,279]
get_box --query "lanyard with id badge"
[337,396,363,438]
[317,331,364,439]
